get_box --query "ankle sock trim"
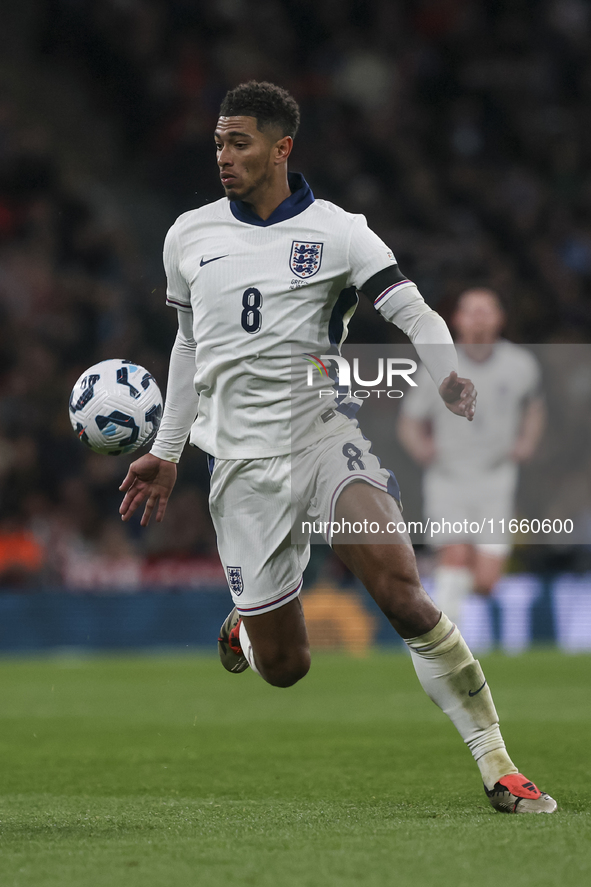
[414,622,456,655]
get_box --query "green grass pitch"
[0,650,590,887]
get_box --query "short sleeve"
[347,214,397,289]
[163,223,191,311]
[400,365,440,420]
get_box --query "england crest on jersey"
[290,241,323,279]
[227,566,244,596]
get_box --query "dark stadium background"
[1,0,591,651]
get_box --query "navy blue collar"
[229,172,314,227]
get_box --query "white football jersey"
[163,175,396,458]
[402,340,541,476]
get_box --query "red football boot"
[486,773,557,813]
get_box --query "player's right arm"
[120,223,199,526]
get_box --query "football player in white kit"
[398,289,545,627]
[119,82,555,813]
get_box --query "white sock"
[405,613,518,789]
[238,620,262,677]
[432,566,473,628]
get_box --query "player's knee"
[260,647,311,688]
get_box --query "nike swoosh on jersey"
[200,255,228,266]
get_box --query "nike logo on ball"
[200,255,228,266]
[468,680,487,697]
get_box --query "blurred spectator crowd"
[1,0,591,589]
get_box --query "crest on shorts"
[227,566,244,596]
[290,241,323,279]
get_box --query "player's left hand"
[439,371,476,421]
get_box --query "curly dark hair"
[219,81,300,139]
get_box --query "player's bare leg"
[218,597,310,688]
[332,483,439,638]
[331,481,556,813]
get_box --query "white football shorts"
[423,461,518,554]
[207,415,400,616]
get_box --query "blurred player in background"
[399,288,545,627]
[119,83,555,813]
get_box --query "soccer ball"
[69,359,163,455]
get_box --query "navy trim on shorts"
[386,469,401,503]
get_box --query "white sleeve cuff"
[149,444,182,464]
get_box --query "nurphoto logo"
[303,354,418,399]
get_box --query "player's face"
[215,116,281,202]
[453,291,505,343]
